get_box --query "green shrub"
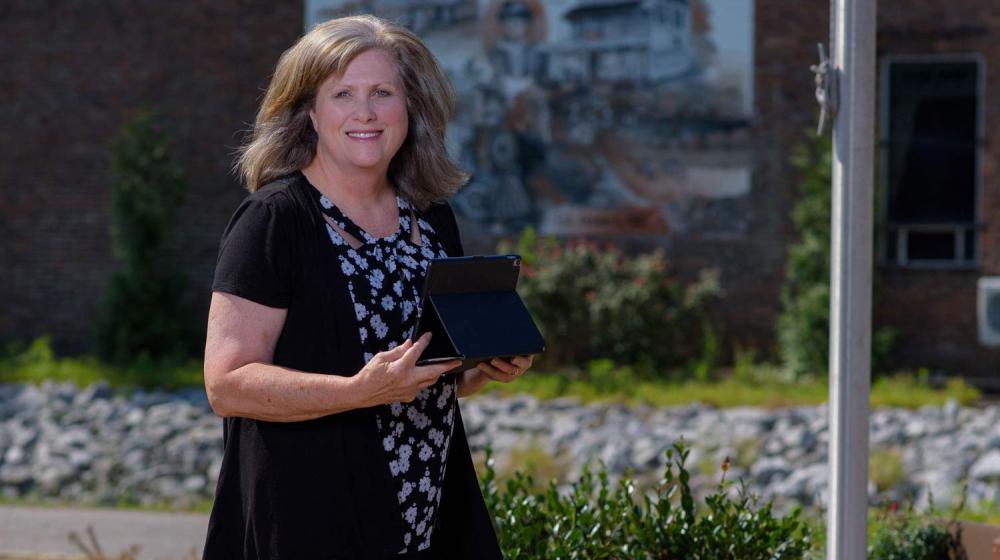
[777,133,831,378]
[0,337,203,390]
[0,337,108,387]
[95,111,195,365]
[778,132,896,378]
[868,505,965,560]
[480,441,813,559]
[503,229,720,373]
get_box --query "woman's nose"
[354,98,377,122]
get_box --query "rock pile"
[1,382,997,511]
[0,382,219,507]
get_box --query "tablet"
[409,254,545,374]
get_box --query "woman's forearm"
[207,362,367,422]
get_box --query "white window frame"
[878,53,985,269]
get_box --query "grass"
[483,361,981,409]
[944,501,1000,525]
[0,338,203,391]
[0,338,983,409]
[869,447,906,493]
[0,495,215,515]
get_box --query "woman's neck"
[301,155,394,214]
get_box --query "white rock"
[750,456,791,485]
[969,449,1000,481]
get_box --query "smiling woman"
[202,14,532,560]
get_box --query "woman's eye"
[335,90,350,98]
[374,89,391,97]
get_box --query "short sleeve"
[212,196,295,308]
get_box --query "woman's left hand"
[476,355,534,383]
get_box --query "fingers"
[478,360,517,383]
[380,339,413,361]
[479,356,533,384]
[511,355,533,369]
[488,357,519,375]
[401,332,460,378]
[400,332,432,366]
[402,361,460,401]
[414,359,462,384]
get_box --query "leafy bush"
[778,132,896,378]
[868,505,965,560]
[0,337,108,387]
[95,111,195,364]
[480,441,813,559]
[502,228,720,373]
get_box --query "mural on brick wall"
[305,0,754,237]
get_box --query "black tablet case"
[410,255,545,374]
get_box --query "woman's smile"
[346,129,383,140]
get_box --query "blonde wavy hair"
[236,15,467,210]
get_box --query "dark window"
[883,59,980,266]
[906,231,955,260]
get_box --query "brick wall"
[720,0,829,356]
[874,0,1000,379]
[1,1,303,353]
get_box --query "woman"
[202,15,532,559]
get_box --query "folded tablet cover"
[413,256,545,373]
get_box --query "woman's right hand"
[354,332,461,407]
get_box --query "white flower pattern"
[314,189,455,554]
[371,313,388,339]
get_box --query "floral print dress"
[311,187,458,554]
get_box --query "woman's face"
[310,49,409,175]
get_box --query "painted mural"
[305,0,755,237]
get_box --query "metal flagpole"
[827,0,876,558]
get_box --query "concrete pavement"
[0,505,207,560]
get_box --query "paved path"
[0,505,207,559]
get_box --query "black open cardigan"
[202,173,500,559]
